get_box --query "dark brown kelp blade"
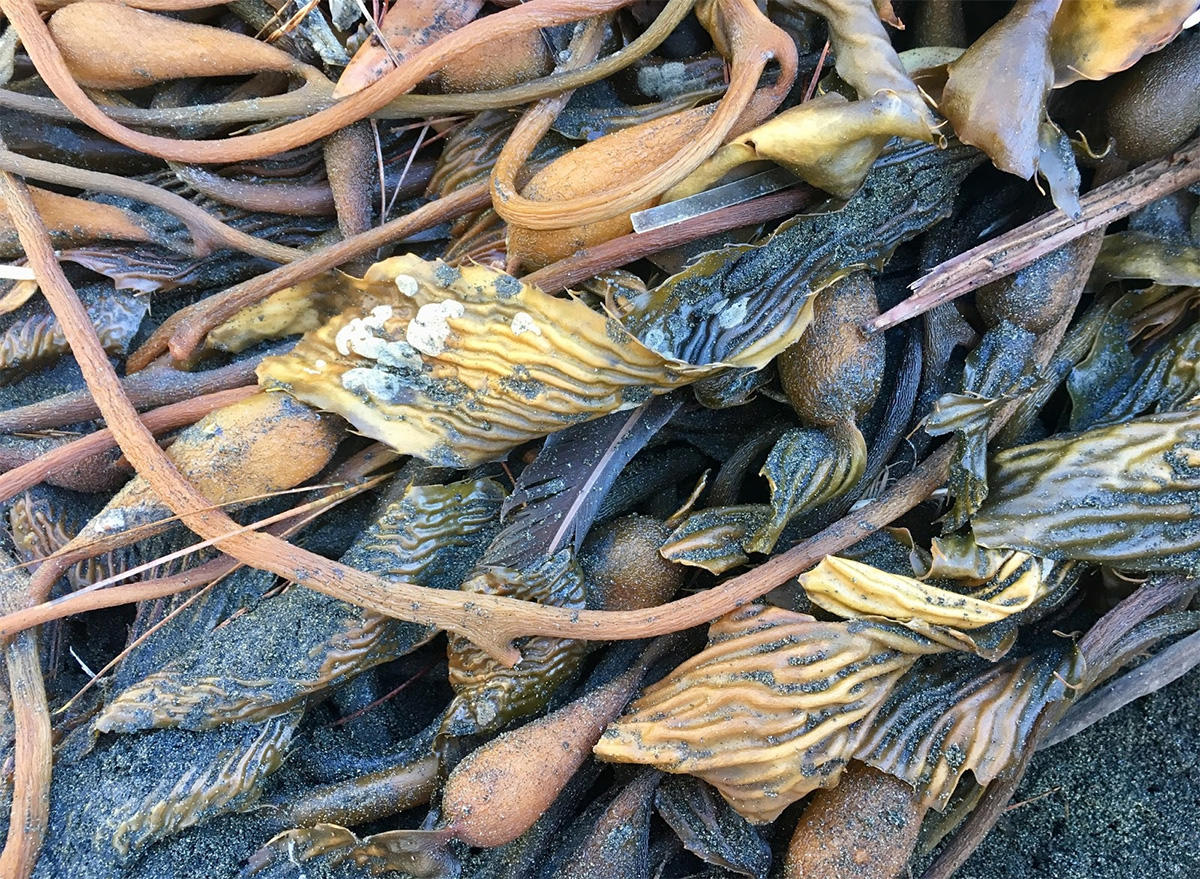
[550,769,660,879]
[1067,288,1200,430]
[855,646,1081,810]
[497,395,682,565]
[442,551,588,737]
[624,142,982,368]
[654,775,772,879]
[109,713,301,857]
[96,477,504,732]
[0,293,146,386]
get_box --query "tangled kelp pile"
[0,1,1199,877]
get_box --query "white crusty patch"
[335,305,394,357]
[88,507,129,535]
[718,297,749,329]
[407,300,465,356]
[341,366,404,404]
[510,312,541,336]
[394,274,420,297]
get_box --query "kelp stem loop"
[1,0,651,163]
[490,0,799,230]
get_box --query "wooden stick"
[0,552,51,879]
[0,355,265,433]
[871,135,1200,334]
[523,185,815,294]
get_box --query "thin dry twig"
[871,135,1200,333]
[0,354,269,434]
[0,553,50,879]
[523,184,815,293]
[0,151,304,262]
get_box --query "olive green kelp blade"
[972,407,1200,571]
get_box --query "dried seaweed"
[796,552,1075,657]
[0,293,146,385]
[2,4,1199,877]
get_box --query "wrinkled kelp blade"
[973,408,1200,570]
[595,604,944,822]
[855,647,1080,809]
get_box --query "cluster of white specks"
[335,305,394,357]
[90,507,129,535]
[341,366,404,404]
[510,312,541,336]
[717,297,749,329]
[394,274,420,297]
[641,327,668,355]
[407,300,465,356]
[300,357,329,377]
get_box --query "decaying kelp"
[0,1,1199,878]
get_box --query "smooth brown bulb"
[581,515,684,611]
[1103,32,1200,165]
[506,106,714,270]
[777,272,884,428]
[435,29,553,93]
[783,763,926,879]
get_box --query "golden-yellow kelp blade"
[594,604,944,823]
[257,255,718,467]
[665,90,937,201]
[940,0,1057,180]
[1050,0,1199,86]
[797,552,1057,641]
[207,272,377,355]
